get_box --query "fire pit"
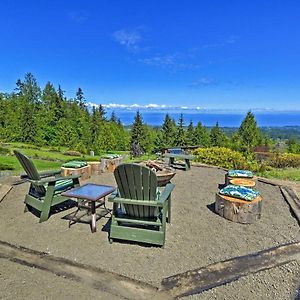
[145,161,176,187]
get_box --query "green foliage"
[258,168,300,181]
[175,114,187,146]
[194,121,210,147]
[193,146,247,169]
[269,152,300,168]
[158,113,177,148]
[236,111,262,154]
[210,122,227,147]
[287,138,300,154]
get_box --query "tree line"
[1,73,293,156]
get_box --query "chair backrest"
[14,150,46,196]
[114,163,158,217]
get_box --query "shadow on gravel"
[207,202,218,215]
[26,199,77,219]
[295,286,300,299]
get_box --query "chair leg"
[167,196,171,223]
[39,185,55,223]
[24,204,30,213]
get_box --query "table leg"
[91,201,97,233]
[185,159,191,170]
[169,157,174,167]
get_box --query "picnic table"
[163,153,194,171]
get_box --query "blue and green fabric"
[62,161,87,168]
[228,169,253,178]
[220,185,260,201]
[101,154,121,159]
[49,179,75,192]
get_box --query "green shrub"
[269,152,300,168]
[63,150,82,156]
[0,163,14,170]
[193,147,248,169]
[0,146,11,155]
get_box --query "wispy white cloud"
[87,102,292,113]
[189,77,218,87]
[112,29,141,52]
[138,53,201,70]
[190,35,240,52]
[68,11,89,23]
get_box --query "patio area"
[1,166,300,299]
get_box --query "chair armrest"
[29,175,80,186]
[39,170,62,178]
[108,196,163,207]
[20,170,61,179]
[158,183,175,204]
[108,190,118,201]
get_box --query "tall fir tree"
[194,121,211,147]
[175,114,187,146]
[159,113,176,148]
[210,122,227,147]
[186,120,195,145]
[237,111,262,154]
[76,87,86,110]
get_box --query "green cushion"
[220,185,260,201]
[54,179,74,192]
[228,169,253,178]
[101,154,120,159]
[62,161,87,168]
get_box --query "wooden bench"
[163,153,194,171]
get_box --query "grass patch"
[258,168,300,181]
[0,155,62,173]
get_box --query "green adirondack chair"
[14,150,80,222]
[109,163,175,247]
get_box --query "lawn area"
[258,168,300,181]
[0,155,63,173]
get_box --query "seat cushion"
[54,179,75,192]
[62,161,87,168]
[220,185,260,201]
[228,169,253,178]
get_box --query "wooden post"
[225,174,257,186]
[215,193,262,224]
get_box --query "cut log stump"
[215,193,262,224]
[87,161,101,175]
[225,174,257,187]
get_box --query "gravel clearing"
[0,166,299,299]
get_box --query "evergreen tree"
[237,111,262,154]
[175,114,187,146]
[210,122,227,147]
[159,113,176,148]
[98,104,106,119]
[194,121,210,147]
[76,87,86,109]
[186,120,195,145]
[110,111,117,123]
[19,73,41,143]
[130,111,152,154]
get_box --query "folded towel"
[228,169,253,178]
[62,161,87,168]
[220,185,260,201]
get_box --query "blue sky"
[0,0,300,111]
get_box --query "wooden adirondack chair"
[108,163,175,247]
[14,150,80,222]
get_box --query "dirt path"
[0,167,300,299]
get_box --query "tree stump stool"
[87,161,101,175]
[61,165,91,180]
[228,178,256,188]
[225,174,257,187]
[215,193,262,224]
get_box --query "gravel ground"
[0,166,300,299]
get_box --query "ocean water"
[109,111,300,127]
